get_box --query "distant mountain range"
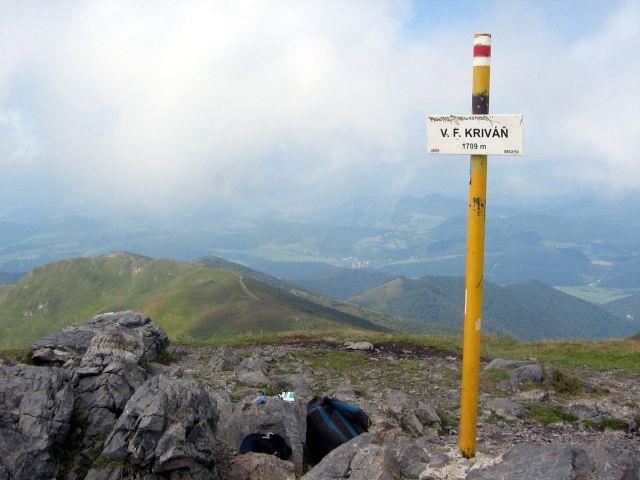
[1,194,640,290]
[1,252,638,348]
[347,276,640,341]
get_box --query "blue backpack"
[306,397,370,463]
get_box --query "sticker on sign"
[427,114,523,155]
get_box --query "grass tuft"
[583,416,628,431]
[436,409,458,429]
[551,370,583,395]
[526,404,578,424]
[152,350,180,365]
[487,411,510,424]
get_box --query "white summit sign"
[427,114,524,155]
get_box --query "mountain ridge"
[0,254,391,349]
[347,275,640,341]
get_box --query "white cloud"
[0,0,638,211]
[0,110,39,167]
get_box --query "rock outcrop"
[102,375,218,476]
[210,347,241,372]
[1,311,172,480]
[31,311,169,365]
[228,453,296,480]
[3,321,640,480]
[302,433,400,480]
[216,398,307,474]
[0,364,74,480]
[70,323,158,435]
[467,435,640,480]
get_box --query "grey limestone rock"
[563,403,602,424]
[583,434,640,479]
[227,453,296,480]
[466,444,590,480]
[484,358,534,370]
[0,364,74,480]
[301,433,377,480]
[216,398,306,475]
[498,363,553,392]
[348,443,400,480]
[392,437,433,479]
[31,325,97,365]
[466,437,640,480]
[344,341,374,351]
[486,398,525,419]
[209,347,240,371]
[31,311,169,365]
[415,402,442,431]
[384,389,411,416]
[101,375,218,476]
[236,370,270,387]
[236,353,268,375]
[302,433,399,480]
[84,465,124,480]
[268,374,312,400]
[71,334,149,436]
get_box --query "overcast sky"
[0,0,638,215]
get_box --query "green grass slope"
[348,276,640,341]
[0,285,12,302]
[196,256,454,335]
[194,256,302,292]
[0,253,388,349]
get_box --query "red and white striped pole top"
[473,34,491,67]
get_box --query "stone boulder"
[70,327,151,436]
[0,364,74,480]
[563,402,602,424]
[344,341,374,351]
[583,435,640,479]
[101,375,218,476]
[484,359,534,370]
[84,465,125,480]
[268,373,312,400]
[216,398,306,474]
[30,325,97,365]
[391,436,438,479]
[302,433,399,480]
[466,444,590,480]
[466,436,640,480]
[31,311,169,365]
[486,398,525,419]
[383,390,441,436]
[227,453,296,480]
[209,347,240,372]
[88,311,169,361]
[236,353,269,375]
[384,390,412,416]
[498,363,553,392]
[235,352,271,387]
[414,402,442,433]
[236,371,270,387]
[564,400,637,430]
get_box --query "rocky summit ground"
[1,312,640,480]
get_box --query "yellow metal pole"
[459,33,491,459]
